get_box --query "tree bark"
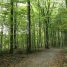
[27,0,31,53]
[10,0,14,53]
[14,3,17,49]
[0,24,3,53]
[65,0,67,7]
[45,20,49,49]
[38,0,41,48]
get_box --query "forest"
[0,0,67,67]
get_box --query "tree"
[38,0,42,48]
[27,0,31,53]
[65,0,67,7]
[14,2,17,49]
[45,0,51,49]
[10,0,14,53]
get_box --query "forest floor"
[0,48,67,67]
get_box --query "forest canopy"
[0,0,67,53]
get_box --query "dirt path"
[0,48,64,67]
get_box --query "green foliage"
[0,0,67,52]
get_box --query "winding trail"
[0,48,64,67]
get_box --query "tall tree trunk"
[14,3,17,49]
[45,20,49,48]
[32,18,36,50]
[0,24,3,53]
[10,0,14,53]
[45,0,50,49]
[57,29,60,47]
[65,0,67,7]
[43,20,46,47]
[61,31,63,47]
[37,30,39,50]
[27,0,31,53]
[33,24,36,50]
[38,0,41,48]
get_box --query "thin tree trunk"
[0,24,3,53]
[14,3,17,49]
[33,24,36,50]
[65,0,67,7]
[37,30,39,50]
[38,0,41,48]
[27,0,31,53]
[43,20,46,47]
[57,29,60,47]
[45,20,49,48]
[10,0,14,53]
[45,0,50,49]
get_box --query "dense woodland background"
[0,0,67,54]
